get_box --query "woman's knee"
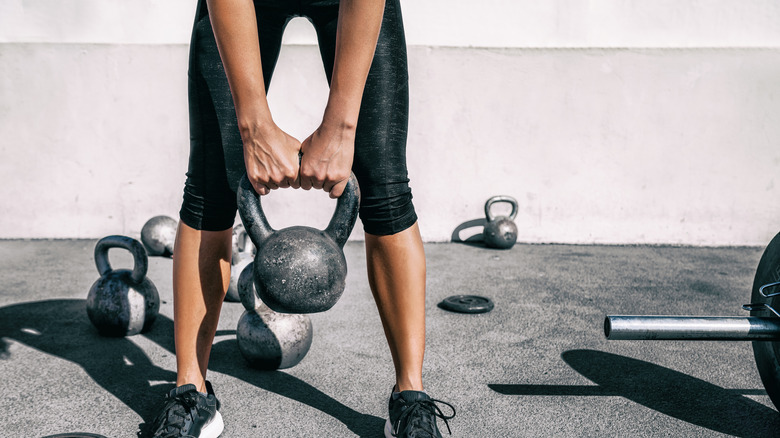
[359,189,418,236]
[179,181,238,232]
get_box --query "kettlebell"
[86,235,160,336]
[237,173,360,314]
[141,215,177,257]
[226,225,255,303]
[236,262,313,370]
[483,196,519,249]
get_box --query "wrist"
[322,92,360,132]
[320,116,357,135]
[237,112,277,139]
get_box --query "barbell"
[605,231,780,411]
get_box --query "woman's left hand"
[299,121,355,198]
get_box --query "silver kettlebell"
[141,215,177,257]
[226,224,255,302]
[483,196,518,249]
[86,235,160,336]
[236,262,313,370]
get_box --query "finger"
[290,174,301,190]
[322,177,337,194]
[310,178,325,190]
[283,162,299,190]
[253,183,270,196]
[329,179,348,199]
[299,176,313,191]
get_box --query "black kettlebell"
[86,235,160,336]
[237,173,360,314]
[483,196,518,249]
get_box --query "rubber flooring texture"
[1,240,779,437]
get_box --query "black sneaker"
[384,390,456,438]
[148,381,224,438]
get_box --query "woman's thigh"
[181,1,292,231]
[308,0,417,236]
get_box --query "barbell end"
[605,315,780,341]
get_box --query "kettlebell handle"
[325,173,360,248]
[237,261,262,311]
[237,172,360,249]
[237,175,276,249]
[485,196,518,222]
[94,235,149,284]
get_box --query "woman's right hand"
[241,121,302,196]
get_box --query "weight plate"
[438,295,494,314]
[750,231,780,412]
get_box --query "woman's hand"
[299,120,355,198]
[242,121,301,196]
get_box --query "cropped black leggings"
[180,0,416,236]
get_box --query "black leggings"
[180,0,416,236]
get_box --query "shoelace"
[150,391,199,438]
[395,398,456,437]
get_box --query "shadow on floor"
[489,349,780,438]
[0,299,384,438]
[0,299,175,437]
[450,218,488,248]
[209,339,385,437]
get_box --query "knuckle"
[299,165,313,179]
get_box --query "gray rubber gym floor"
[2,240,779,437]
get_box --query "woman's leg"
[365,223,426,392]
[172,222,232,392]
[309,3,456,435]
[309,0,423,391]
[149,3,294,437]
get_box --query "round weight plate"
[438,295,494,314]
[750,231,780,412]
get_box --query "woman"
[149,0,455,437]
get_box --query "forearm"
[206,0,273,133]
[325,0,386,129]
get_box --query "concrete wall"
[2,1,780,245]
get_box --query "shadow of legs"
[489,349,780,438]
[209,339,386,438]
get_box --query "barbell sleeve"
[605,315,780,341]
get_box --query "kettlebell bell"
[86,235,160,336]
[226,224,255,302]
[141,215,177,257]
[237,173,360,314]
[483,196,519,249]
[236,262,314,370]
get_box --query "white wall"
[2,1,780,245]
[4,0,780,48]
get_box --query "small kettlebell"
[86,235,160,336]
[226,224,255,303]
[237,173,360,314]
[141,215,177,257]
[483,196,518,249]
[236,262,314,370]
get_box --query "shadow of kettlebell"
[450,218,489,247]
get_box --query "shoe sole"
[200,411,224,438]
[384,418,394,438]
